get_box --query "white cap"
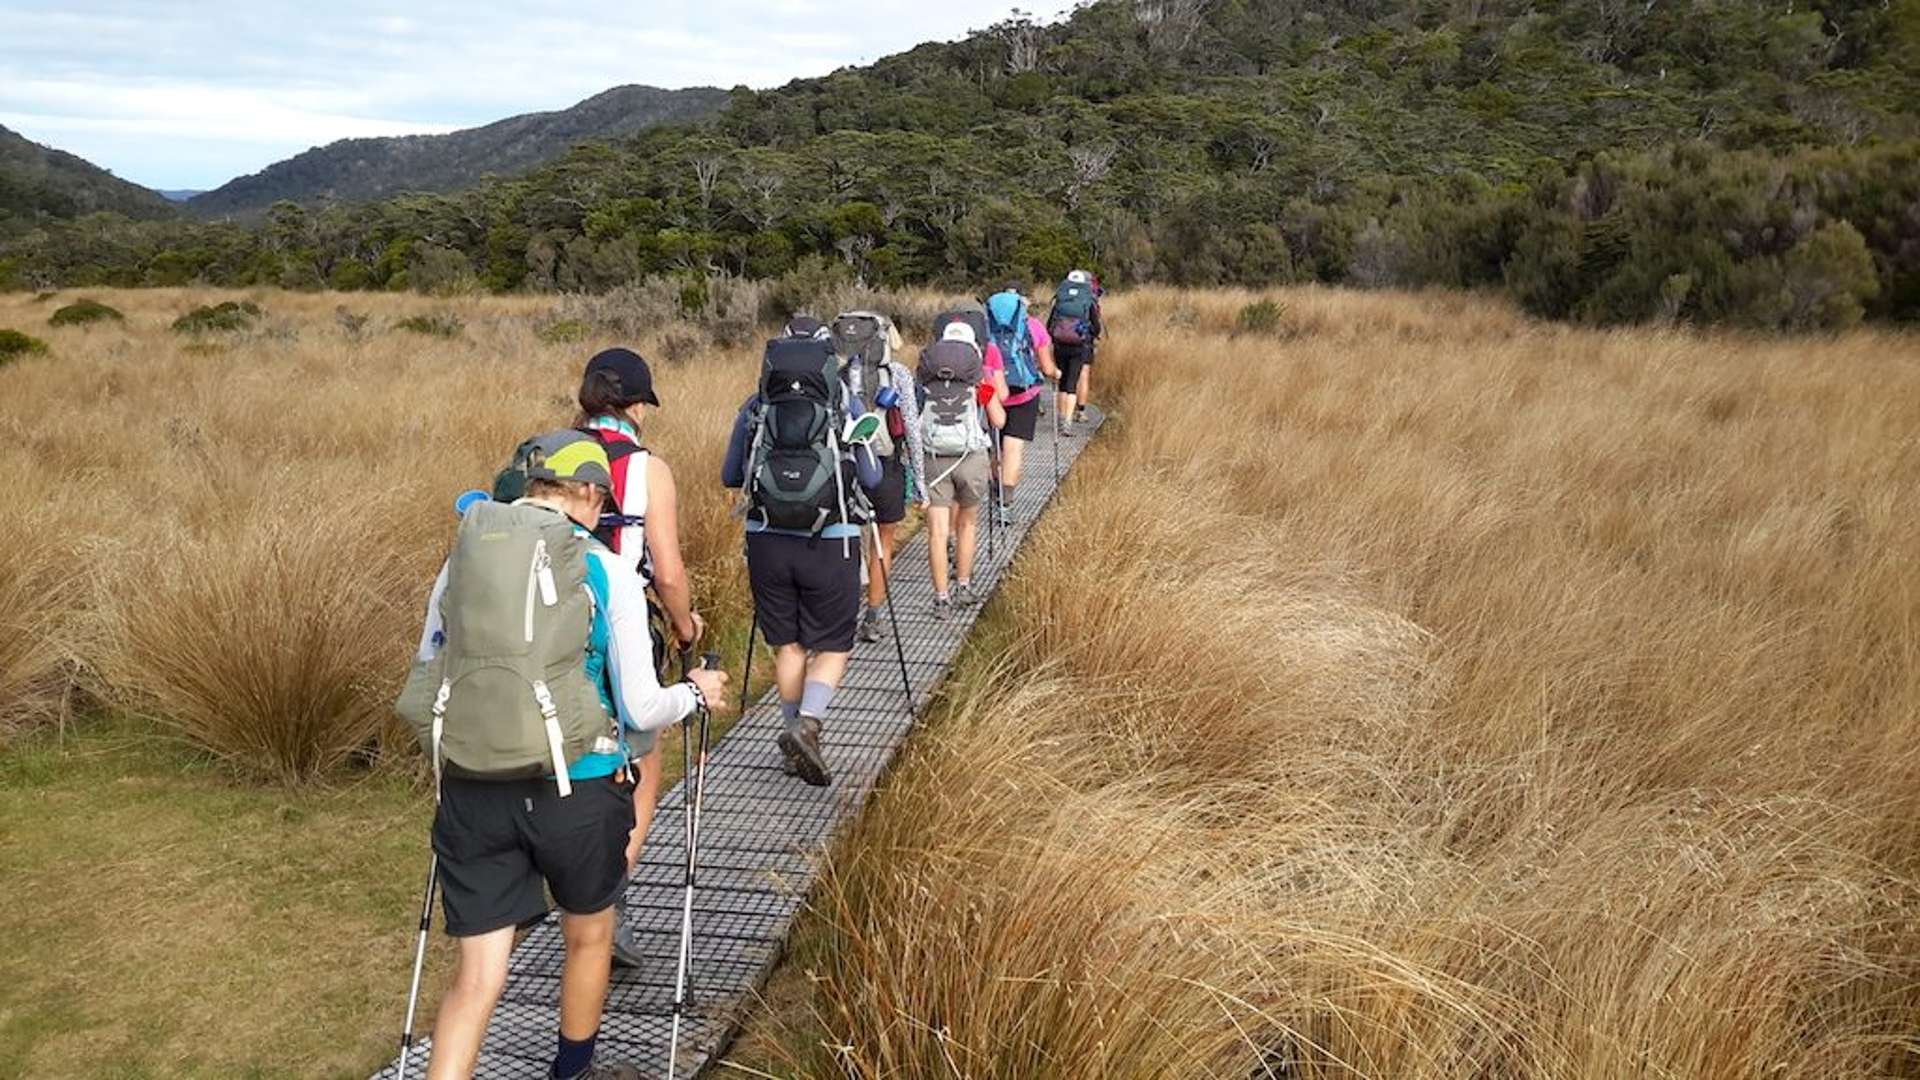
[941,322,978,346]
[1066,270,1090,284]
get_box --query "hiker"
[918,321,1005,618]
[831,311,925,644]
[569,346,708,969]
[984,286,1058,521]
[722,327,883,787]
[1048,270,1104,431]
[401,431,730,1080]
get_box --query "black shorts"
[1003,395,1041,442]
[1056,343,1092,393]
[432,774,635,937]
[872,453,907,525]
[746,531,861,653]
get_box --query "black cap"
[583,347,659,407]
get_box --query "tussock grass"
[735,287,1920,1079]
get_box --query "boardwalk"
[377,405,1105,1079]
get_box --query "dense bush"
[170,300,262,335]
[0,329,50,363]
[534,317,590,345]
[394,313,463,338]
[48,299,123,327]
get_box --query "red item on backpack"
[975,382,996,407]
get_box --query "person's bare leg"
[805,650,851,689]
[1077,361,1092,412]
[865,521,897,610]
[927,506,953,596]
[774,643,807,707]
[557,907,615,1040]
[1056,389,1077,430]
[1003,437,1027,489]
[427,927,514,1079]
[623,743,664,870]
[955,504,979,586]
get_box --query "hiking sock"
[552,1031,597,1079]
[780,699,801,723]
[800,680,836,721]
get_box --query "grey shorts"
[927,453,991,508]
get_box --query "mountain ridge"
[186,84,729,217]
[0,124,176,227]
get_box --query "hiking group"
[391,273,1103,1079]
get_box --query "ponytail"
[577,367,633,423]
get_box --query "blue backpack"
[986,292,1041,390]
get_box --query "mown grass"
[721,286,1920,1078]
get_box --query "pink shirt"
[1004,316,1051,407]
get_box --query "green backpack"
[396,500,616,797]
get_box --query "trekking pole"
[668,651,722,1080]
[868,521,915,712]
[395,849,439,1080]
[1049,377,1061,484]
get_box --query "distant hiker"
[918,321,1005,618]
[1048,270,1104,430]
[570,347,707,969]
[984,286,1058,522]
[722,330,883,787]
[399,431,729,1080]
[831,311,925,644]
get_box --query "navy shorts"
[1056,343,1092,394]
[871,453,907,525]
[746,531,861,653]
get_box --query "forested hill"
[4,0,1917,327]
[0,125,175,227]
[186,85,730,217]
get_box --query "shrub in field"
[171,300,262,335]
[535,317,590,345]
[394,313,463,338]
[95,516,418,783]
[48,299,124,327]
[1233,297,1288,336]
[0,329,50,363]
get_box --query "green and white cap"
[523,429,613,491]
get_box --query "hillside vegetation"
[2,0,1916,327]
[186,84,729,218]
[0,124,175,231]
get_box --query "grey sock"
[780,699,800,722]
[800,680,835,720]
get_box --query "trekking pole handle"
[698,651,721,672]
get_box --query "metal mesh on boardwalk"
[374,405,1105,1079]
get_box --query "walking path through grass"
[373,407,1106,1079]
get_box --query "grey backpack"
[916,339,988,457]
[396,500,617,796]
[830,311,898,457]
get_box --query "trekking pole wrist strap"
[682,678,708,722]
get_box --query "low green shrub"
[49,299,124,327]
[171,301,262,335]
[535,318,591,345]
[1234,298,1288,336]
[0,329,51,364]
[395,313,463,338]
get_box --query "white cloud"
[0,0,1080,188]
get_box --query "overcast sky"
[0,1,1077,191]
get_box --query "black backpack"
[747,337,854,535]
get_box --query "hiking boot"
[776,715,831,787]
[1075,407,1088,424]
[993,504,1015,528]
[932,595,953,621]
[954,582,979,608]
[857,607,882,643]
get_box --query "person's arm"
[642,456,701,645]
[599,554,699,734]
[414,562,450,661]
[720,395,757,489]
[896,361,927,502]
[1090,301,1104,340]
[1031,318,1059,381]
